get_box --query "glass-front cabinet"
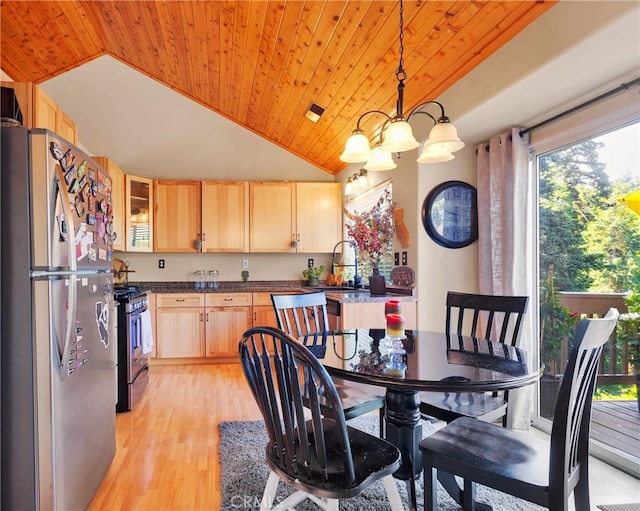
[125,175,154,252]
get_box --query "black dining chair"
[239,326,404,510]
[419,308,619,511]
[271,292,386,435]
[420,291,529,425]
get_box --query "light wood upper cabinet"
[125,175,154,252]
[249,182,342,253]
[57,110,78,145]
[249,182,296,252]
[94,157,126,252]
[202,181,249,252]
[34,86,58,133]
[154,180,201,253]
[1,82,78,144]
[296,182,342,253]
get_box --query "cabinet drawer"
[252,291,298,306]
[157,293,205,307]
[206,292,252,307]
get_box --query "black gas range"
[113,285,150,412]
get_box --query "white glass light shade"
[425,122,465,154]
[344,177,353,195]
[364,145,397,171]
[340,132,372,163]
[379,119,420,152]
[417,144,454,163]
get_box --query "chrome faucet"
[331,240,360,288]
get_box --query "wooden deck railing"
[557,292,636,385]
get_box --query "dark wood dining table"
[300,328,542,511]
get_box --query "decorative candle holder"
[386,313,405,338]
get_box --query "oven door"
[129,310,150,381]
[129,363,149,410]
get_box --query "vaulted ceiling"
[1,0,556,174]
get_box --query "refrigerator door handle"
[54,166,77,272]
[59,274,78,380]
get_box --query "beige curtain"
[477,127,535,429]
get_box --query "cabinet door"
[34,86,58,132]
[156,307,205,358]
[296,182,342,253]
[57,110,78,145]
[205,307,252,356]
[125,175,154,252]
[249,182,295,252]
[95,157,126,251]
[155,180,201,252]
[202,181,249,252]
[252,305,278,328]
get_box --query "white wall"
[117,251,334,283]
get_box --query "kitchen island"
[130,281,417,363]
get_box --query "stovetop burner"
[114,285,143,302]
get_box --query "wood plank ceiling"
[1,0,556,175]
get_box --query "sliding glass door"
[534,120,640,475]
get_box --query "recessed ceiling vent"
[305,102,325,123]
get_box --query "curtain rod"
[519,77,640,137]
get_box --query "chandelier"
[340,0,464,170]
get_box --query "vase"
[307,276,319,286]
[369,267,386,296]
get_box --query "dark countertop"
[131,280,417,302]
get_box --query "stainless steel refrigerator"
[1,127,117,510]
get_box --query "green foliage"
[302,265,324,279]
[618,290,640,373]
[539,135,640,293]
[539,280,578,375]
[594,384,637,401]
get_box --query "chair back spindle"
[446,291,528,346]
[240,327,357,486]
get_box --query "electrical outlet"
[308,258,314,268]
[402,251,407,266]
[242,259,249,269]
[394,252,399,266]
[158,259,165,269]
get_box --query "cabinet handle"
[290,234,298,249]
[254,312,257,321]
[206,312,209,321]
[297,234,300,242]
[200,312,204,321]
[176,299,185,302]
[202,233,206,242]
[224,298,233,301]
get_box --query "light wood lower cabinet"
[205,307,252,356]
[154,292,253,360]
[155,294,205,358]
[252,292,279,328]
[205,293,252,357]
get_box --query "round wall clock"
[422,180,478,249]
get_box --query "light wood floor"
[89,364,262,511]
[90,364,639,510]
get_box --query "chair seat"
[420,391,507,424]
[420,417,550,494]
[267,419,401,500]
[334,379,386,420]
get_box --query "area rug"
[598,505,640,511]
[219,415,546,510]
